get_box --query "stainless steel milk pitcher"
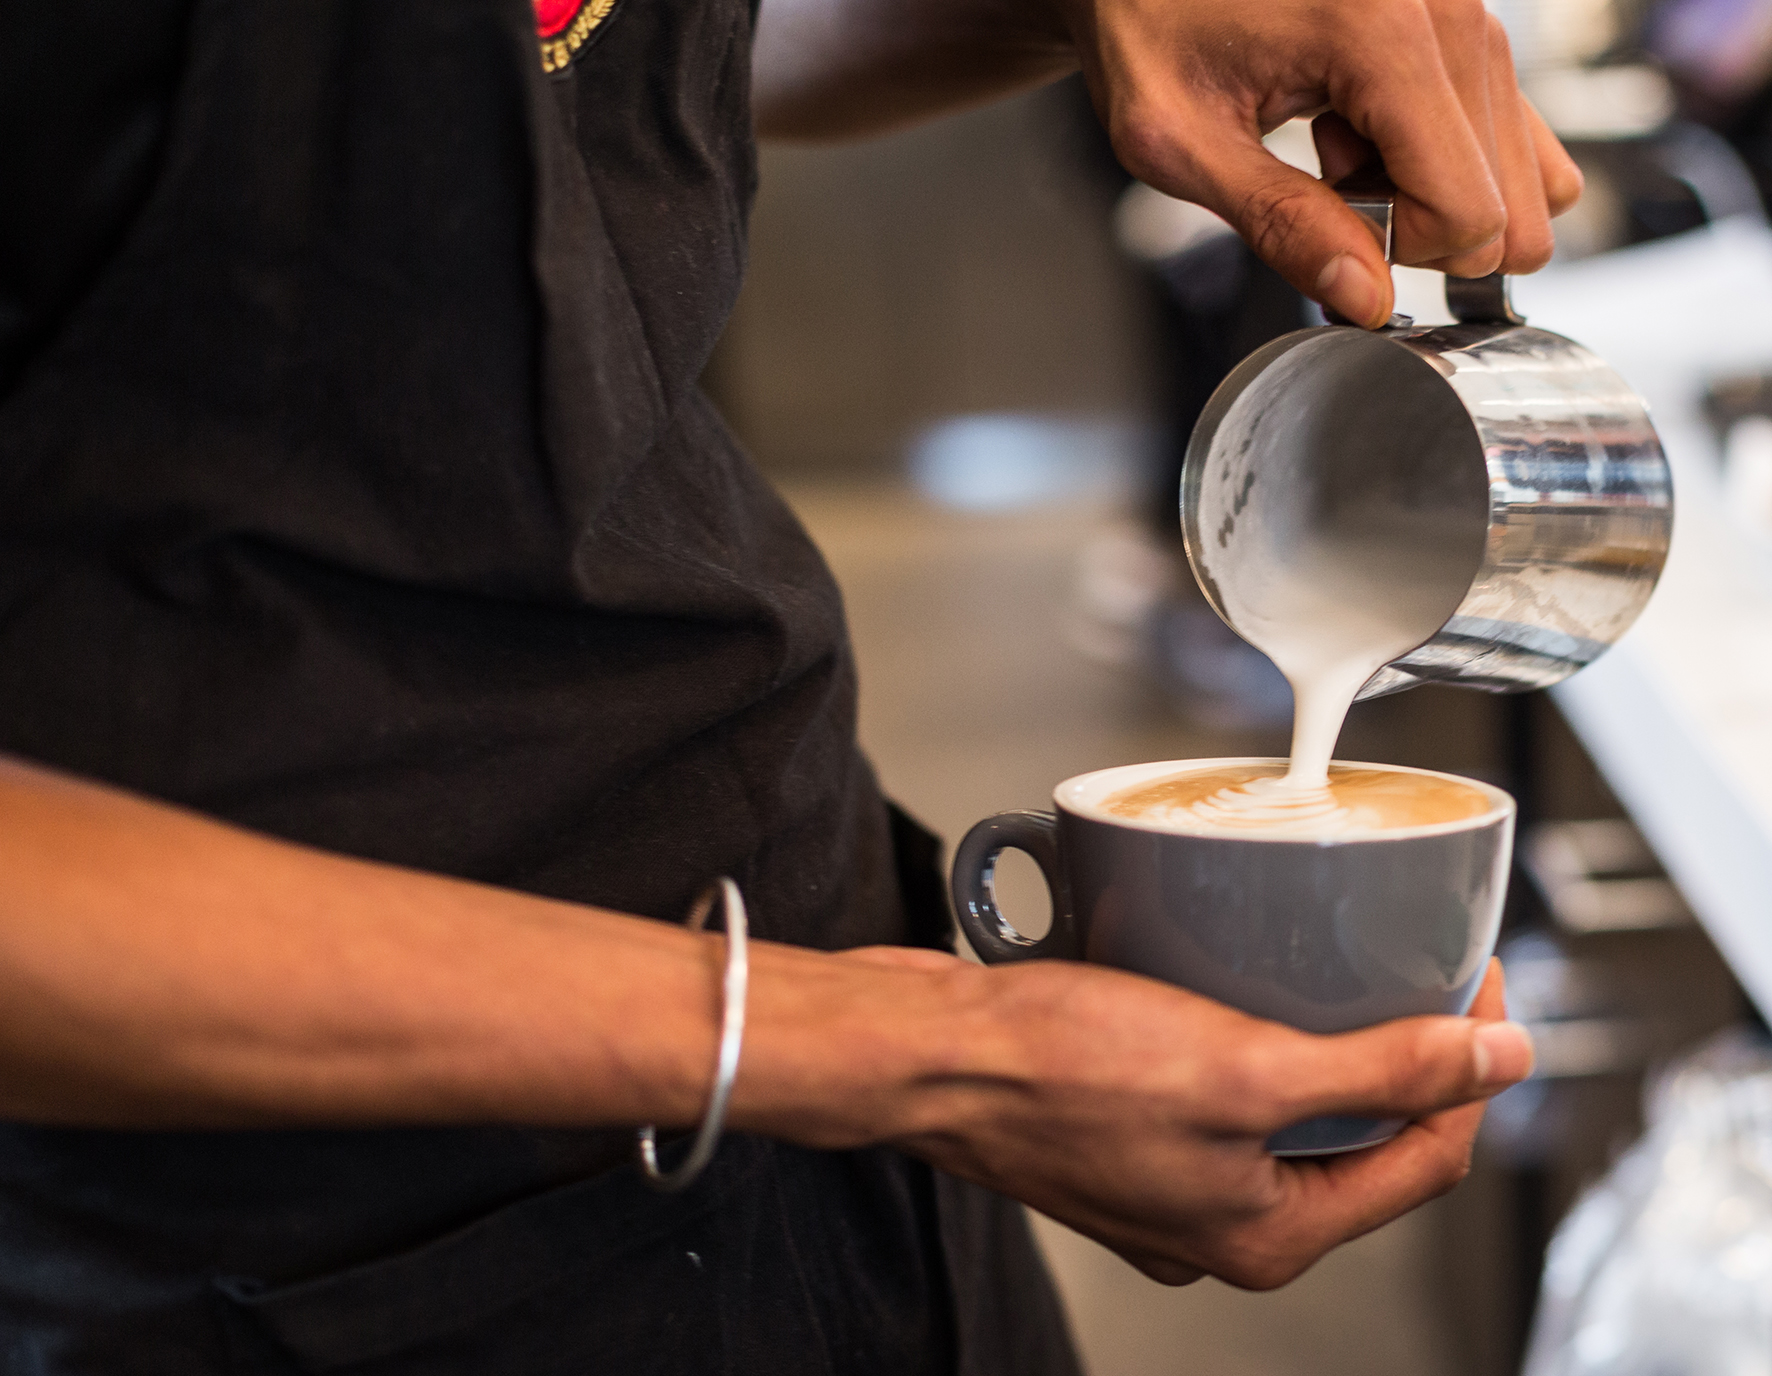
[1181,173,1673,700]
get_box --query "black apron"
[0,1,1080,1371]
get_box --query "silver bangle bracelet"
[636,877,749,1193]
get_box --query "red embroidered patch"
[534,0,580,33]
[535,0,618,73]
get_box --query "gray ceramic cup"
[951,758,1515,1154]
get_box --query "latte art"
[1181,775,1354,835]
[1101,763,1493,839]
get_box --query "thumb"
[1186,131,1394,329]
[1262,1010,1534,1129]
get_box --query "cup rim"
[1054,757,1515,844]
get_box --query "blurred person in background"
[0,0,1565,1370]
[1654,0,1772,172]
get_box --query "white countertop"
[1505,220,1772,1016]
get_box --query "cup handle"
[950,811,1079,963]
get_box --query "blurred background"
[709,1,1772,1372]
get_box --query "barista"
[0,0,1570,1370]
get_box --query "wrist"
[724,943,1018,1151]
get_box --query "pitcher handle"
[1331,159,1524,325]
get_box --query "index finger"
[1212,1092,1488,1288]
[1336,1,1506,267]
[1412,0,1507,278]
[1214,962,1517,1286]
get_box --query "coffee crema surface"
[1099,763,1494,839]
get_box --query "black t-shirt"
[0,0,903,947]
[0,1,196,396]
[0,3,1078,1373]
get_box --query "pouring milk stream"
[1177,534,1478,836]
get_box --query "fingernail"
[1316,253,1383,328]
[1473,1021,1535,1088]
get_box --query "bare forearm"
[754,0,1583,328]
[751,0,1076,140]
[0,758,1535,1290]
[0,756,973,1136]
